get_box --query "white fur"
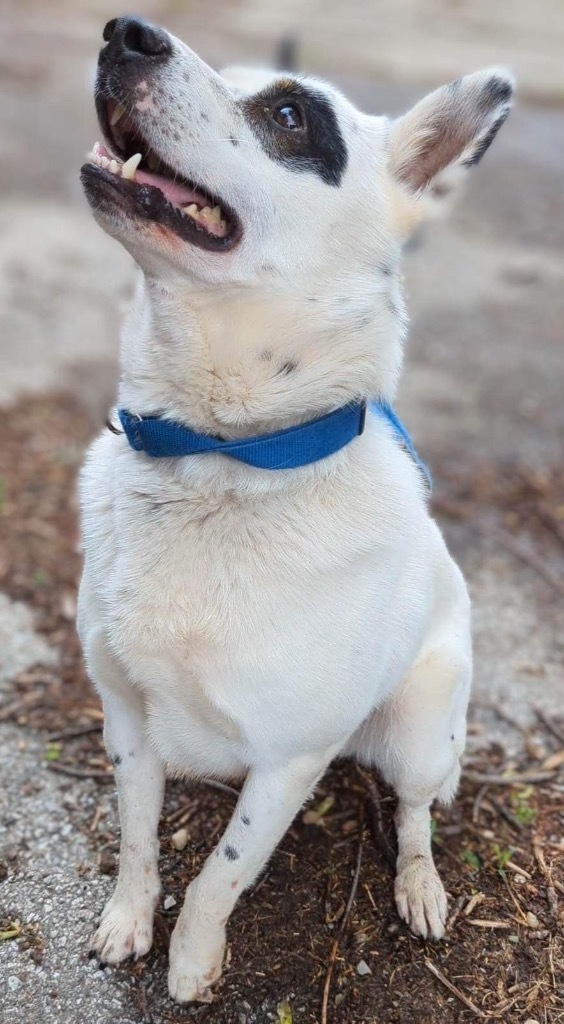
[78,24,513,1003]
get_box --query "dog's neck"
[118,269,406,440]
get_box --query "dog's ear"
[388,68,514,211]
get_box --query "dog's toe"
[90,897,154,965]
[395,857,447,941]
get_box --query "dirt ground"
[0,1,563,1022]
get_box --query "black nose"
[102,16,172,59]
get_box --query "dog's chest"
[95,463,424,764]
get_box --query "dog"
[78,15,513,1004]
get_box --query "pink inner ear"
[392,72,513,194]
[399,111,475,192]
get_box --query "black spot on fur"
[229,136,240,147]
[111,754,122,766]
[200,111,209,121]
[379,262,394,277]
[278,360,298,375]
[224,845,239,861]
[241,815,251,826]
[241,78,347,186]
[481,76,513,108]
[462,109,510,167]
[451,734,455,741]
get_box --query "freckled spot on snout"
[259,349,272,362]
[128,750,135,758]
[241,815,251,826]
[229,136,240,147]
[200,111,209,121]
[231,879,239,889]
[451,734,455,741]
[224,845,239,861]
[111,754,122,766]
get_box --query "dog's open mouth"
[80,99,241,252]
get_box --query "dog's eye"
[272,104,304,131]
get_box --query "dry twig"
[321,806,364,1024]
[46,763,113,783]
[424,959,485,1018]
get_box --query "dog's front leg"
[90,688,165,964]
[168,746,338,1004]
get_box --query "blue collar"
[118,400,431,485]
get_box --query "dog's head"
[82,16,513,292]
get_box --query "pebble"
[163,894,177,910]
[171,827,189,851]
[7,977,22,992]
[356,959,372,976]
[526,911,540,929]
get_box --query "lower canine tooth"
[121,152,142,180]
[110,104,126,127]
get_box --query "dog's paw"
[168,959,222,1004]
[168,916,225,1004]
[394,856,447,940]
[90,896,155,964]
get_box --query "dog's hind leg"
[167,744,340,1004]
[85,630,165,964]
[353,631,471,940]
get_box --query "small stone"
[163,894,177,910]
[356,959,371,977]
[508,934,519,943]
[526,911,540,929]
[171,827,189,851]
[514,874,526,885]
[7,976,22,992]
[524,1020,540,1024]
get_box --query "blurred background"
[1,2,563,1023]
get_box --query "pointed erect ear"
[389,68,514,195]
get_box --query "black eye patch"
[240,79,348,187]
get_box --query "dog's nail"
[87,949,96,960]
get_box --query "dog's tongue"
[135,168,204,208]
[96,144,204,207]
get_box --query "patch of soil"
[0,393,562,1023]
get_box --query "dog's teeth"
[100,156,109,169]
[93,141,101,156]
[108,159,119,174]
[184,203,199,218]
[121,153,142,180]
[208,206,222,224]
[110,104,126,127]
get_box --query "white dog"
[78,16,513,1004]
